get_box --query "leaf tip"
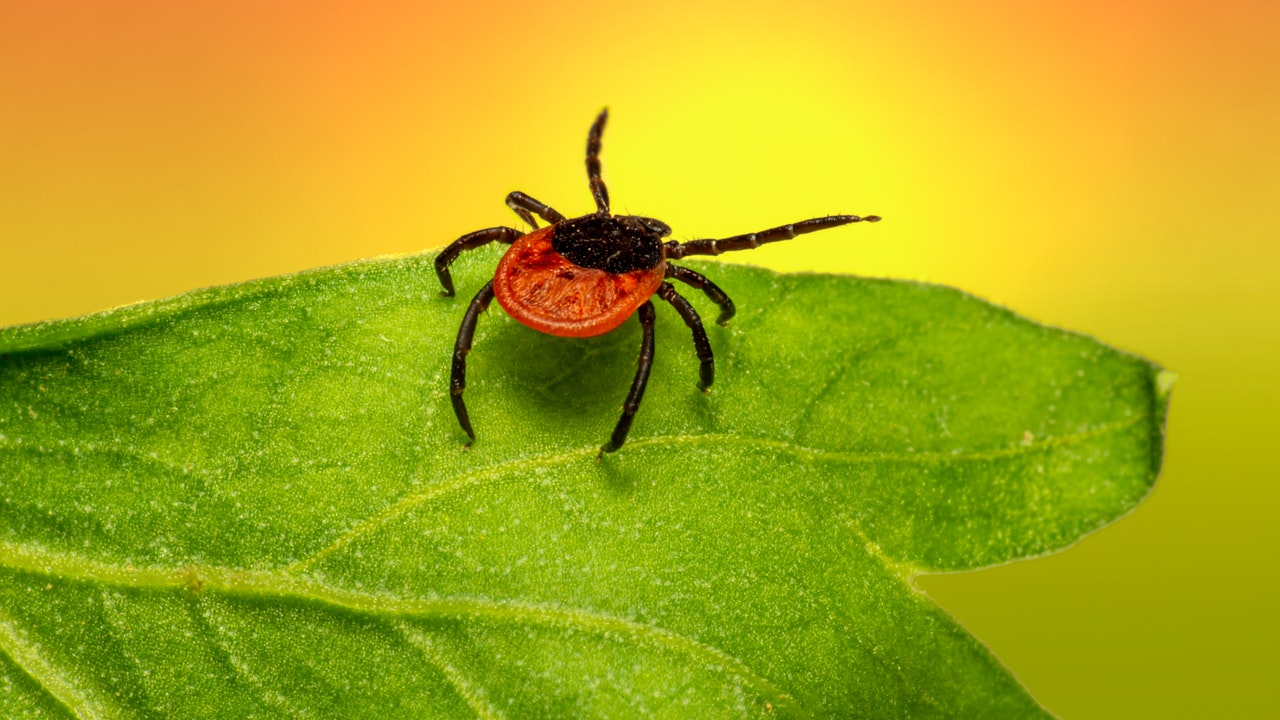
[1145,366,1177,485]
[1155,369,1178,400]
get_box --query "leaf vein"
[397,624,504,720]
[195,599,315,720]
[0,606,106,720]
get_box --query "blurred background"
[1,1,1275,716]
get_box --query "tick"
[435,109,879,458]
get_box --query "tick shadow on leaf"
[455,312,727,491]
[457,320,655,492]
[457,310,723,473]
[467,315,642,427]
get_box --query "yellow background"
[2,1,1275,716]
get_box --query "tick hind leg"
[657,282,715,392]
[598,301,656,460]
[434,227,522,297]
[666,264,736,326]
[450,280,496,446]
[506,191,566,229]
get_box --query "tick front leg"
[434,227,522,297]
[663,214,879,259]
[657,282,714,392]
[666,264,736,326]
[505,191,566,229]
[598,301,656,460]
[450,280,496,446]
[586,108,611,214]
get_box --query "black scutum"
[552,215,665,273]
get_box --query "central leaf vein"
[290,415,1146,575]
[0,540,801,715]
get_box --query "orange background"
[2,2,1277,716]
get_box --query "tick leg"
[663,214,880,260]
[657,282,714,392]
[585,108,610,215]
[450,280,496,446]
[598,301,656,459]
[506,191,566,229]
[434,226,522,296]
[666,264,736,326]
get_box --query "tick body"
[435,110,879,458]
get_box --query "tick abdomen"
[494,226,665,338]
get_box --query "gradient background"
[1,1,1276,717]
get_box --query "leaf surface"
[0,247,1170,718]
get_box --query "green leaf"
[0,246,1169,718]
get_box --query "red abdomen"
[493,226,666,338]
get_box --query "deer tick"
[436,109,879,459]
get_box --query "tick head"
[624,215,672,239]
[552,214,667,273]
